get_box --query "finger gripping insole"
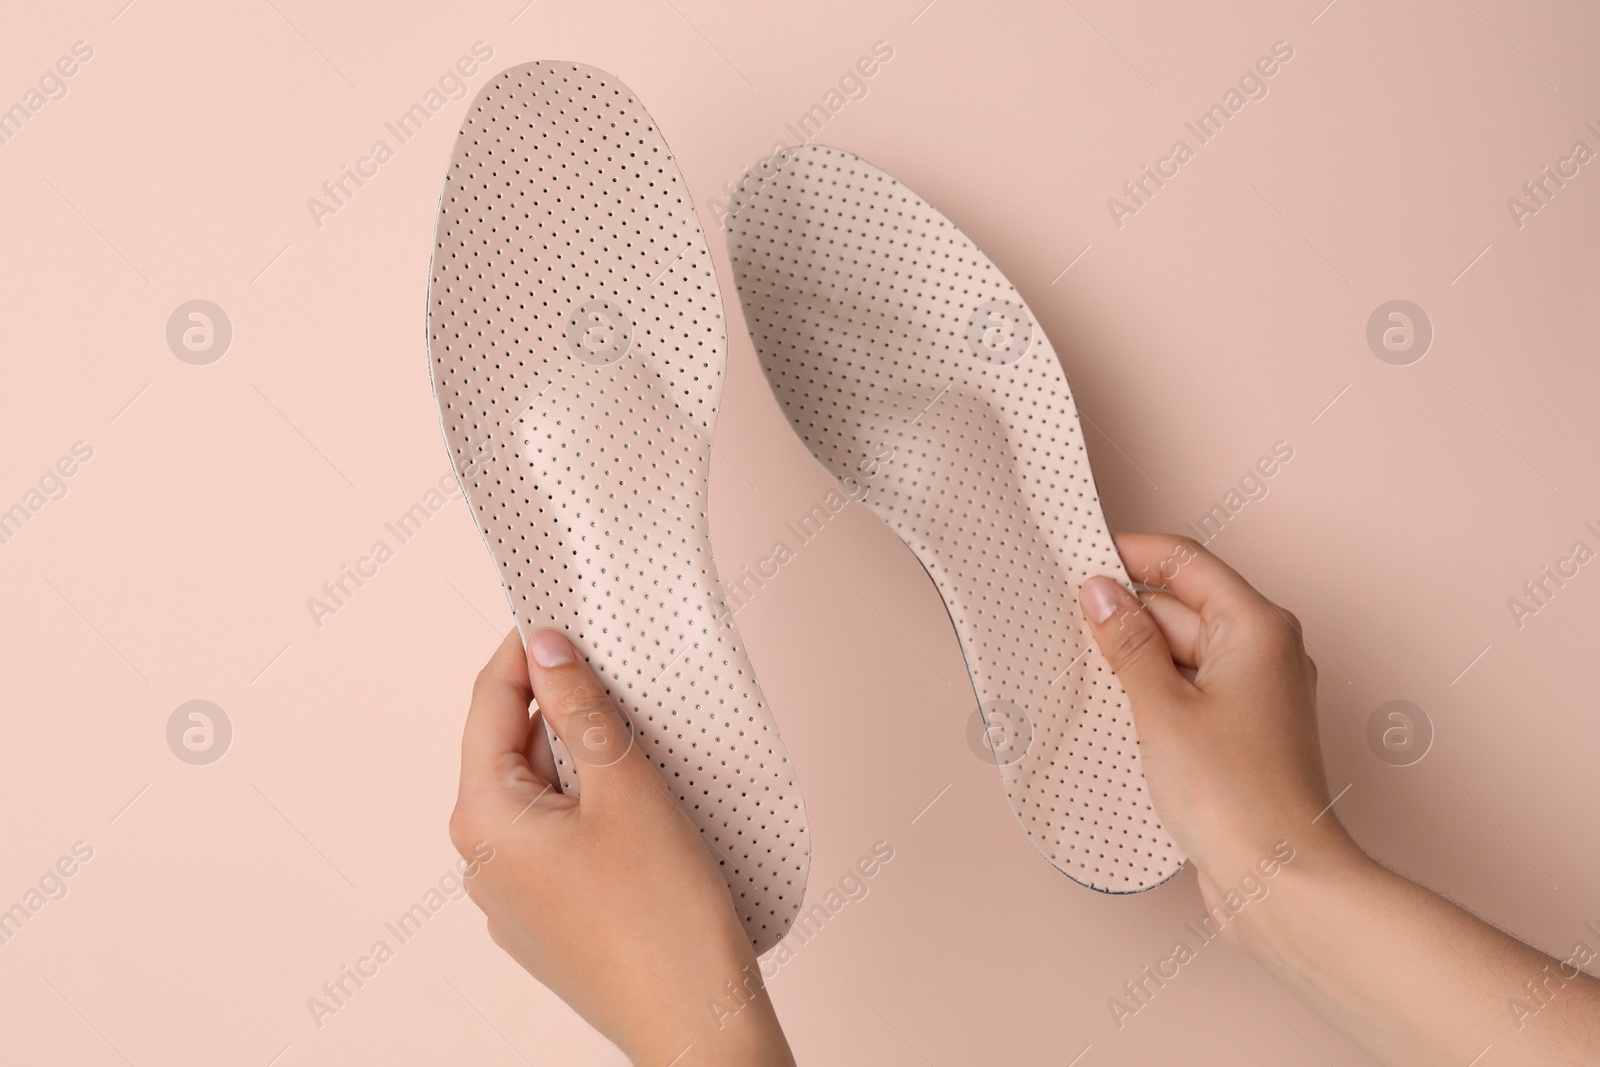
[428,62,809,950]
[728,145,1184,892]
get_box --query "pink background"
[2,0,1596,1063]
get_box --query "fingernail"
[1082,578,1123,624]
[528,629,576,668]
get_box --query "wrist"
[1189,792,1368,886]
[624,1001,792,1067]
[1204,824,1376,955]
[1190,819,1372,948]
[619,954,793,1067]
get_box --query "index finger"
[1112,532,1270,616]
[459,627,537,787]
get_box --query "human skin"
[1081,533,1600,1067]
[451,534,1600,1065]
[449,627,795,1066]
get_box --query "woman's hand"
[1079,533,1600,1066]
[449,628,795,1066]
[1077,532,1362,900]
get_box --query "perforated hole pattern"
[427,61,809,950]
[728,145,1184,892]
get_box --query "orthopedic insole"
[427,62,809,951]
[728,145,1184,892]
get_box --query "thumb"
[1079,577,1192,713]
[524,629,652,799]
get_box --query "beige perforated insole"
[427,61,809,950]
[728,145,1184,892]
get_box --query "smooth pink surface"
[1,1,1595,1064]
